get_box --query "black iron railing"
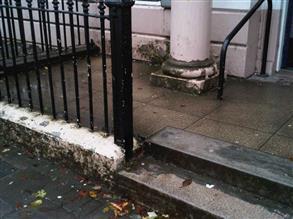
[217,0,272,100]
[0,0,134,160]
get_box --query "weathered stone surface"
[147,127,293,207]
[162,57,217,79]
[118,156,293,219]
[150,70,218,95]
[0,103,124,182]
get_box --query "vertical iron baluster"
[40,0,56,118]
[53,0,68,121]
[61,0,67,50]
[0,27,11,103]
[75,0,80,45]
[67,0,80,126]
[82,0,93,130]
[37,0,45,51]
[15,0,32,109]
[45,0,52,50]
[4,0,21,106]
[98,0,108,134]
[8,0,18,56]
[27,0,44,113]
[0,0,9,58]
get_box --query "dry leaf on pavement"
[180,178,192,188]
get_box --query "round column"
[162,0,217,79]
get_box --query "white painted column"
[156,0,218,94]
[170,0,212,62]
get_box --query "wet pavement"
[0,139,169,219]
[1,56,293,160]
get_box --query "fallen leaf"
[103,206,110,213]
[30,199,43,208]
[34,189,47,199]
[16,202,22,209]
[89,191,97,199]
[110,200,129,212]
[180,178,192,188]
[109,200,130,216]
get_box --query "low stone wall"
[0,102,124,182]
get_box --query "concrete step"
[118,156,293,219]
[145,127,293,207]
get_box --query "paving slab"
[133,78,166,103]
[149,90,221,117]
[277,117,293,139]
[224,79,293,109]
[206,101,293,133]
[260,135,293,160]
[134,105,200,137]
[186,118,271,149]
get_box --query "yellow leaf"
[89,191,97,199]
[31,199,43,208]
[103,206,110,213]
[34,189,47,199]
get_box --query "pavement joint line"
[258,113,293,150]
[183,101,223,130]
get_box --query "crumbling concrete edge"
[0,102,124,181]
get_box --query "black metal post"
[106,0,134,161]
[259,0,272,76]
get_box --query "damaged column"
[151,0,218,94]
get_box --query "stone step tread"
[148,127,293,188]
[119,157,293,219]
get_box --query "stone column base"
[162,58,218,79]
[150,70,218,95]
[151,57,219,94]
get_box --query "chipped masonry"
[0,102,124,180]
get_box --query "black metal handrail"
[217,0,272,100]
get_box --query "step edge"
[147,127,293,188]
